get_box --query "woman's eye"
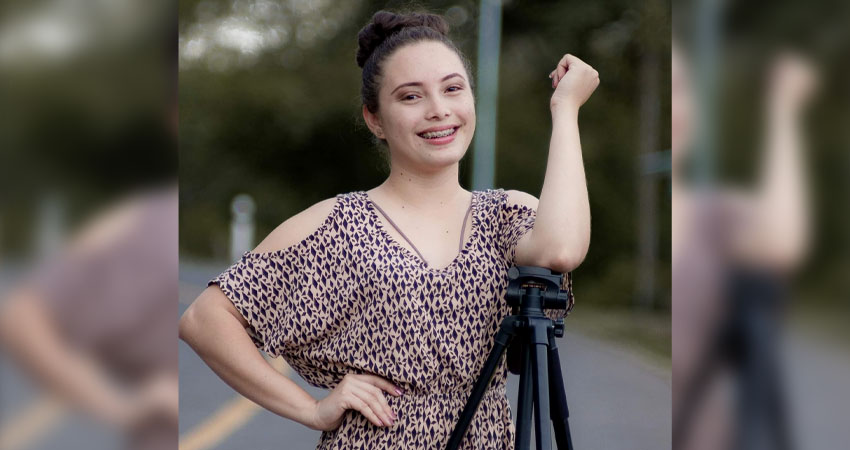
[401,86,461,101]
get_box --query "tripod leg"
[673,330,726,450]
[738,303,793,450]
[755,310,792,450]
[445,321,517,450]
[547,330,574,450]
[516,335,534,450]
[736,306,765,450]
[531,324,552,450]
[765,355,793,450]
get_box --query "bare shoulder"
[505,189,539,210]
[252,196,338,253]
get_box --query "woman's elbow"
[178,304,200,344]
[547,251,584,274]
[179,288,245,346]
[527,238,588,274]
[540,242,586,273]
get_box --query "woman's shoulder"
[250,193,355,255]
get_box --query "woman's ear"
[362,105,384,138]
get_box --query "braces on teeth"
[420,128,456,139]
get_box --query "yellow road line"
[0,396,65,450]
[179,357,289,450]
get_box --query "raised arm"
[728,53,816,271]
[514,54,598,273]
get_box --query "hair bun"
[356,11,450,68]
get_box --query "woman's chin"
[391,138,470,171]
[426,144,468,165]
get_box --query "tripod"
[672,268,792,450]
[445,266,574,450]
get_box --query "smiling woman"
[362,40,476,172]
[179,8,594,450]
[356,10,476,156]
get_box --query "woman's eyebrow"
[390,73,465,95]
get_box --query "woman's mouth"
[417,126,459,145]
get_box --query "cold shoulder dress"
[209,189,573,450]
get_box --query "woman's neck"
[370,162,467,211]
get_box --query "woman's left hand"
[549,54,600,112]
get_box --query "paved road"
[178,261,672,450]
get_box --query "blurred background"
[673,0,850,449]
[0,1,177,449]
[178,0,671,449]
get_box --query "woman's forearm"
[179,290,319,429]
[532,106,591,270]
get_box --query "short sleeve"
[498,195,537,266]
[209,252,287,357]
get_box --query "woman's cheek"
[465,107,476,132]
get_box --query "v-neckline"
[361,190,478,272]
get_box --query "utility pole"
[471,0,503,190]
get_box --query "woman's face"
[365,41,476,172]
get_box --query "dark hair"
[356,10,474,122]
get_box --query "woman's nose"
[426,97,451,119]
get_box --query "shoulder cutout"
[505,189,539,210]
[252,196,338,254]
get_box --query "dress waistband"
[387,383,507,407]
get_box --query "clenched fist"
[549,54,600,112]
[307,373,403,431]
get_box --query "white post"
[35,194,65,258]
[230,194,256,262]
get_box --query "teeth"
[420,127,456,139]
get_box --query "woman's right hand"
[308,373,404,431]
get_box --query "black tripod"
[445,266,574,450]
[672,268,792,450]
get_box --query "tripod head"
[506,266,570,338]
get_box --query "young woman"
[180,10,596,449]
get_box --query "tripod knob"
[554,319,565,338]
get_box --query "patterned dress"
[209,189,572,449]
